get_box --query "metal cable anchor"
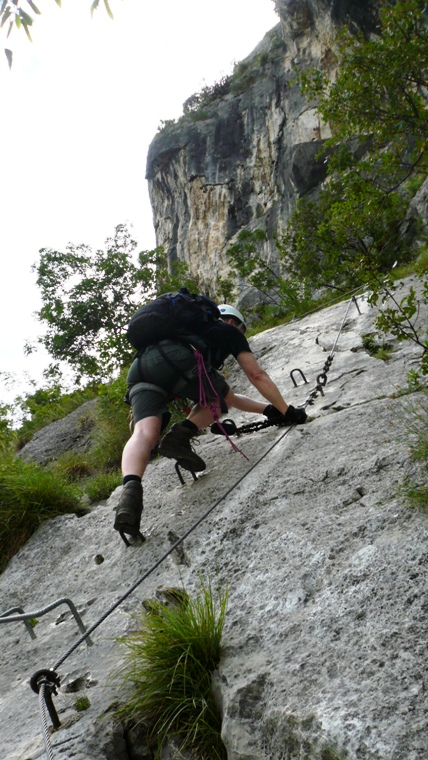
[316,372,328,396]
[30,669,61,729]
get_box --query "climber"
[114,303,307,543]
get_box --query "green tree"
[312,0,428,217]
[279,169,413,291]
[29,224,143,382]
[29,224,202,385]
[31,221,236,388]
[282,0,428,375]
[226,229,314,317]
[282,0,428,291]
[301,0,428,182]
[1,0,114,67]
[152,249,203,297]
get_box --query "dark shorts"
[127,341,230,427]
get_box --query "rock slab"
[0,279,427,759]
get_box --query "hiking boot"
[114,481,143,538]
[158,423,206,472]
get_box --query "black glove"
[264,404,307,426]
[263,404,283,421]
[210,419,238,436]
[281,405,307,425]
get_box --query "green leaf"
[19,9,33,25]
[27,0,41,14]
[22,19,32,40]
[90,0,100,16]
[4,47,12,68]
[1,8,11,27]
[103,0,113,19]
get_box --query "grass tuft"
[118,576,228,759]
[85,471,122,503]
[75,695,91,712]
[401,388,428,509]
[0,457,81,571]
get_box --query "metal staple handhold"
[0,598,93,646]
[0,606,37,639]
[290,368,308,387]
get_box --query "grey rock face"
[0,276,427,759]
[146,3,381,298]
[17,399,98,466]
[274,0,380,36]
[146,21,330,296]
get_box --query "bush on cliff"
[118,577,228,759]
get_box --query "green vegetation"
[366,274,428,377]
[0,366,129,568]
[183,76,231,115]
[279,0,428,313]
[0,235,208,570]
[118,577,228,759]
[74,695,91,712]
[278,172,413,291]
[158,31,286,133]
[29,226,203,386]
[84,471,122,503]
[0,456,81,572]
[89,370,131,473]
[361,333,394,361]
[221,0,428,378]
[401,389,428,509]
[13,383,98,449]
[30,224,148,384]
[0,375,128,568]
[1,0,427,583]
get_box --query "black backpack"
[126,287,221,351]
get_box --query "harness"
[136,338,215,400]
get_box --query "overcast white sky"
[0,0,278,404]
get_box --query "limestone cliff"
[146,0,379,305]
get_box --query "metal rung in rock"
[0,597,93,645]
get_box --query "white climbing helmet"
[217,304,247,333]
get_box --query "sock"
[181,419,198,433]
[123,475,142,485]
